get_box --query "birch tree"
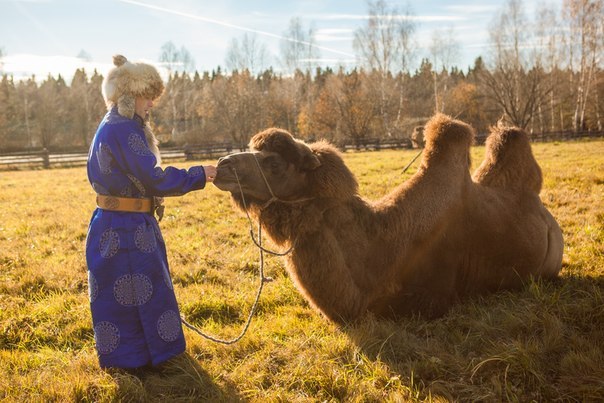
[563,0,603,131]
[535,3,565,131]
[159,41,195,73]
[158,43,196,142]
[280,17,320,75]
[429,26,460,113]
[481,0,550,129]
[225,33,270,75]
[353,0,417,136]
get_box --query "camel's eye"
[263,155,285,174]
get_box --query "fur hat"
[102,54,164,119]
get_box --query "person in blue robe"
[86,55,217,369]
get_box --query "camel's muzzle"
[214,152,254,191]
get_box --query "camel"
[213,114,564,323]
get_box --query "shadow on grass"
[109,352,243,402]
[342,276,604,401]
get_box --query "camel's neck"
[252,197,379,322]
[251,199,341,245]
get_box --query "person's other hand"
[204,165,217,182]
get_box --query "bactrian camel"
[213,114,564,323]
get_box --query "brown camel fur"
[213,114,564,323]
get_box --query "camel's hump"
[424,114,475,148]
[472,125,543,193]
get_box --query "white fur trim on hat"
[102,55,164,119]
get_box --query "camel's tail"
[472,124,542,193]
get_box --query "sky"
[0,0,552,83]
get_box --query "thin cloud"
[315,28,354,43]
[308,13,464,23]
[0,0,52,2]
[316,28,354,34]
[415,15,465,22]
[307,13,372,20]
[316,36,354,43]
[117,0,356,58]
[444,5,499,14]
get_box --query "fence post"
[41,148,50,169]
[184,145,193,161]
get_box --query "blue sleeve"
[106,123,206,196]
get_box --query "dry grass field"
[0,139,603,402]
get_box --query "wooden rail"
[0,149,188,170]
[1,130,602,170]
[183,143,246,160]
[338,137,413,151]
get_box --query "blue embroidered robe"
[86,109,206,368]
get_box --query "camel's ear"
[250,128,291,152]
[251,128,321,171]
[300,149,321,171]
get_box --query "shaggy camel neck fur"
[214,114,564,323]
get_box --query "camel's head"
[214,128,358,208]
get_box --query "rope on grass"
[180,168,284,345]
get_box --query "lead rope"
[180,168,283,344]
[403,149,423,174]
[181,148,422,344]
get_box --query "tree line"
[0,0,602,152]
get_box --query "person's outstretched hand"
[204,165,217,182]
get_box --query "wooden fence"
[1,130,602,170]
[0,143,249,170]
[338,137,413,151]
[0,148,184,170]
